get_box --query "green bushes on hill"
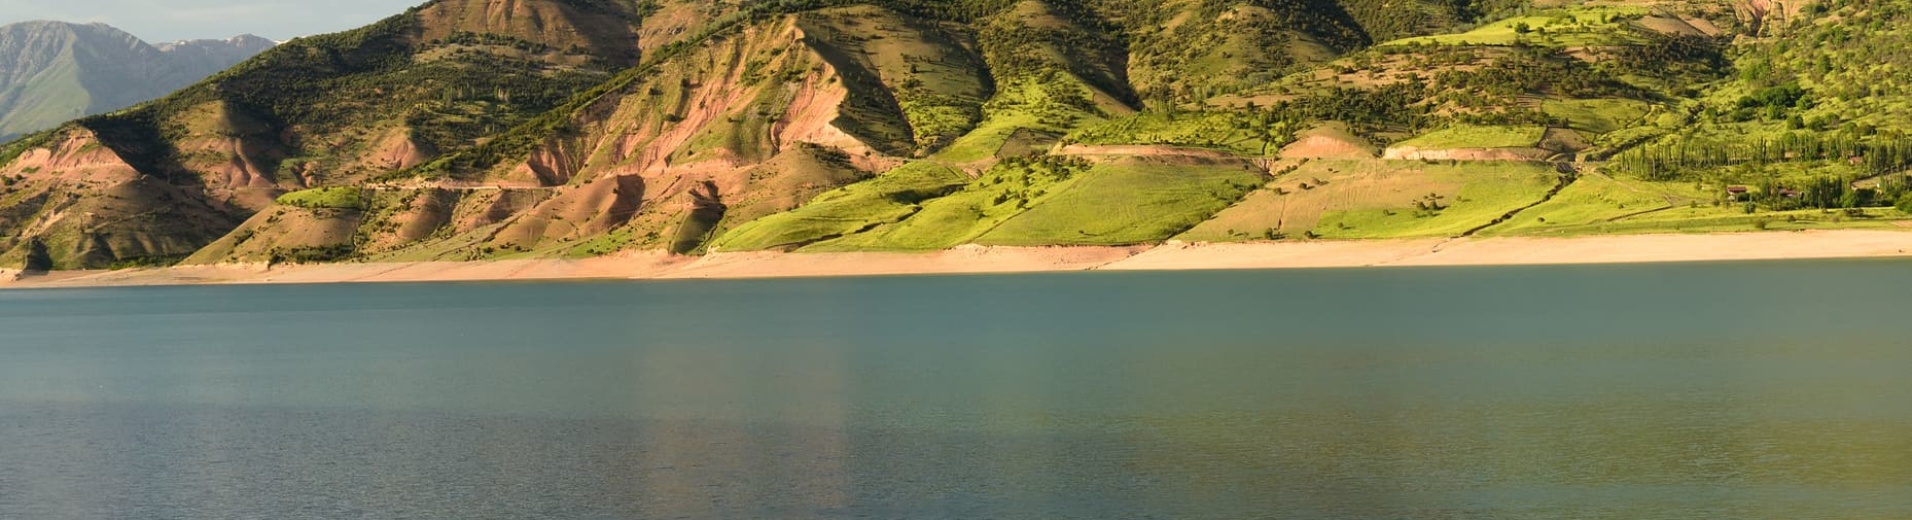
[277,187,367,210]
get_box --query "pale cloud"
[0,0,421,42]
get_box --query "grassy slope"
[1541,99,1650,135]
[806,158,1087,251]
[1115,0,1367,105]
[1182,159,1558,240]
[977,162,1263,245]
[802,160,1262,249]
[1312,169,1556,238]
[1067,111,1290,156]
[277,187,368,209]
[1486,173,1911,237]
[1383,6,1650,47]
[1394,125,1545,149]
[1479,173,1680,236]
[711,162,972,251]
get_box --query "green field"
[932,77,1111,163]
[1485,173,1912,237]
[1181,160,1560,241]
[1478,173,1686,236]
[802,160,1262,250]
[1394,125,1546,149]
[1310,164,1558,239]
[1542,99,1651,135]
[808,157,1088,251]
[976,163,1263,246]
[276,187,367,210]
[933,109,1048,164]
[1066,111,1286,156]
[710,162,970,251]
[1501,207,1912,236]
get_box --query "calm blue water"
[4,261,1912,519]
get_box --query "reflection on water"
[4,260,1912,519]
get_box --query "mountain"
[4,0,1907,271]
[0,22,275,142]
[156,35,282,78]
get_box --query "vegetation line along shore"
[10,230,1912,290]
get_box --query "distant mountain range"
[0,21,274,141]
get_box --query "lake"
[4,260,1912,519]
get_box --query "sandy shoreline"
[6,230,1912,290]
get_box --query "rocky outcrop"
[3,130,142,181]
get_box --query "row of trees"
[1613,133,1912,182]
[1741,175,1882,211]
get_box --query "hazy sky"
[0,0,423,42]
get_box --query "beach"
[6,230,1912,289]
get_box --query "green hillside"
[7,0,1911,271]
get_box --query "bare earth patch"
[1278,123,1378,159]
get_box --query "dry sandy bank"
[5,231,1912,290]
